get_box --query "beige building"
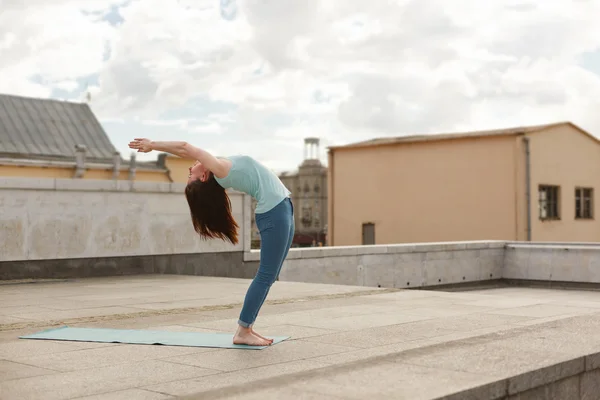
[328,122,600,246]
[250,138,328,248]
[0,93,193,182]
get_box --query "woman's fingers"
[128,138,150,152]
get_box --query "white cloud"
[0,0,120,97]
[140,117,224,135]
[2,0,600,171]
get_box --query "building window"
[575,187,593,219]
[301,205,312,228]
[362,223,375,245]
[539,185,560,220]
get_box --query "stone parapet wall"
[504,242,600,284]
[0,177,246,264]
[245,241,505,288]
[2,178,600,288]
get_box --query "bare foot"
[233,326,271,346]
[251,328,273,344]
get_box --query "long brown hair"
[184,173,239,245]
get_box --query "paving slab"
[283,361,506,400]
[0,358,218,400]
[0,315,30,324]
[145,359,332,397]
[8,340,214,372]
[3,276,600,399]
[163,339,357,372]
[485,303,597,318]
[392,339,583,393]
[0,359,56,381]
[75,389,174,400]
[0,336,117,360]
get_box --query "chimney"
[157,153,167,168]
[112,151,121,179]
[74,144,87,178]
[128,152,137,181]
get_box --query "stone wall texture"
[2,178,600,289]
[0,177,246,263]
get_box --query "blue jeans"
[238,197,294,327]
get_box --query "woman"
[128,138,294,346]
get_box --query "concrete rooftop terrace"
[2,276,600,400]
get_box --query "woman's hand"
[128,138,153,153]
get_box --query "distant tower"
[251,136,329,248]
[303,137,320,161]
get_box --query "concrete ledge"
[0,251,256,280]
[55,179,119,192]
[438,351,596,399]
[506,241,600,247]
[244,241,506,262]
[7,227,600,289]
[437,321,600,399]
[0,177,247,195]
[0,177,179,193]
[0,157,167,172]
[374,313,600,399]
[252,241,507,289]
[505,243,600,284]
[243,241,600,290]
[0,177,57,190]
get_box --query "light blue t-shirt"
[214,155,291,214]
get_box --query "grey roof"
[329,121,598,150]
[0,94,119,162]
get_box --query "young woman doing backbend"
[128,139,294,347]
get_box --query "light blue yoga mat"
[20,326,289,350]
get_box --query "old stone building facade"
[250,138,328,248]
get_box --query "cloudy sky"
[2,0,600,172]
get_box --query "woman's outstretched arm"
[128,139,229,178]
